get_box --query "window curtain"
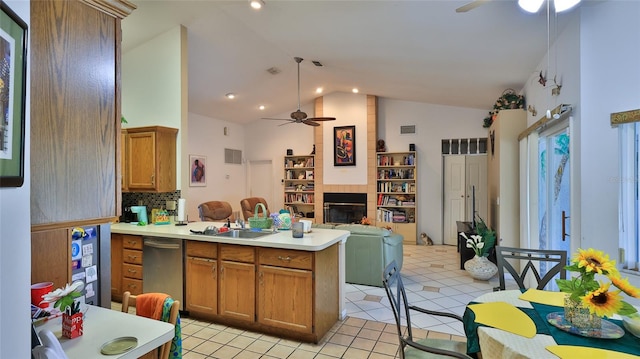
[618,122,639,271]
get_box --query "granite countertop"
[111,221,349,251]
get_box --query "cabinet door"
[258,265,313,333]
[126,131,156,189]
[111,234,123,301]
[219,260,255,321]
[185,256,217,315]
[394,222,416,245]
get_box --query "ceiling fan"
[262,57,336,127]
[455,0,581,13]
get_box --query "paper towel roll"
[177,198,186,222]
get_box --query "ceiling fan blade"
[302,119,321,127]
[278,121,295,127]
[262,117,293,121]
[308,117,336,121]
[455,0,489,12]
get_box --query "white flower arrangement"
[460,232,485,257]
[41,281,84,315]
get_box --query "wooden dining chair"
[493,246,567,292]
[382,260,472,359]
[121,291,180,359]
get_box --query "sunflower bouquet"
[556,248,640,318]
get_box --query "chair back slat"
[495,246,567,291]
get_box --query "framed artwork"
[0,3,27,187]
[334,125,356,166]
[189,155,207,186]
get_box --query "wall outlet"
[166,200,177,210]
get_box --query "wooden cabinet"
[487,109,526,248]
[185,241,218,316]
[31,228,71,290]
[258,248,313,333]
[124,126,178,192]
[121,129,128,192]
[284,155,315,218]
[376,151,417,244]
[219,244,255,322]
[111,233,123,301]
[121,235,143,295]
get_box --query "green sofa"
[314,223,404,287]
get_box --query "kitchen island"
[111,222,349,343]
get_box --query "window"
[619,121,640,272]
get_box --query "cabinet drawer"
[259,248,312,270]
[186,241,217,259]
[122,263,143,280]
[220,244,255,263]
[122,235,143,250]
[122,278,143,295]
[123,249,142,265]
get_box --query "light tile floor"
[113,244,502,358]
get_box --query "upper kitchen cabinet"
[30,0,136,227]
[124,126,178,192]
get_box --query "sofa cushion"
[335,224,391,237]
[311,223,336,229]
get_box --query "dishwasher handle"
[144,239,181,250]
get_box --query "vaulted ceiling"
[121,0,580,124]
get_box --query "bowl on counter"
[623,314,640,338]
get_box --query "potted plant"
[460,216,497,280]
[482,89,526,128]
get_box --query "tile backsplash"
[122,190,181,219]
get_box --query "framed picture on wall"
[0,3,27,187]
[334,125,356,166]
[189,154,207,186]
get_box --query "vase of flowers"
[41,281,85,339]
[460,223,497,280]
[556,248,640,331]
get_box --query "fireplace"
[323,193,367,224]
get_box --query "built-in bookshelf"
[376,151,417,244]
[284,155,315,218]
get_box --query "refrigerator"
[70,224,111,307]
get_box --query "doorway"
[248,160,274,209]
[443,154,488,245]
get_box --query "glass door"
[538,125,571,288]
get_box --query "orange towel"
[135,293,170,320]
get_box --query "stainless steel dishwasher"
[143,237,184,310]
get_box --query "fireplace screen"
[323,193,367,224]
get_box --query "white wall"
[186,113,247,220]
[244,102,315,211]
[1,1,30,357]
[579,1,640,297]
[322,93,368,185]
[378,99,488,243]
[122,26,186,190]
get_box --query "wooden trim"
[610,108,640,127]
[80,0,137,19]
[518,105,572,141]
[32,217,118,232]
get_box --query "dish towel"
[161,297,182,359]
[136,293,182,358]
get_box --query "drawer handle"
[127,269,137,273]
[127,241,137,245]
[127,284,137,288]
[128,255,138,260]
[277,256,292,261]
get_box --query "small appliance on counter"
[130,206,148,224]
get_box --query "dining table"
[35,304,174,358]
[463,289,640,359]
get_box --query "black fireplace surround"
[323,192,367,224]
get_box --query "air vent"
[266,67,281,75]
[400,125,416,134]
[224,148,242,164]
[312,60,323,67]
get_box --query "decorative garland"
[482,89,526,128]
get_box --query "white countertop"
[111,221,349,251]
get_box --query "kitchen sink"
[215,229,274,239]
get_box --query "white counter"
[111,221,349,251]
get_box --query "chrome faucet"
[235,218,245,229]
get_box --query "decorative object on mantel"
[377,139,386,152]
[555,248,639,332]
[41,281,85,339]
[360,216,371,225]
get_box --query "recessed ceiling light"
[352,88,359,94]
[225,93,236,99]
[249,0,264,10]
[316,87,323,94]
[259,105,265,110]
